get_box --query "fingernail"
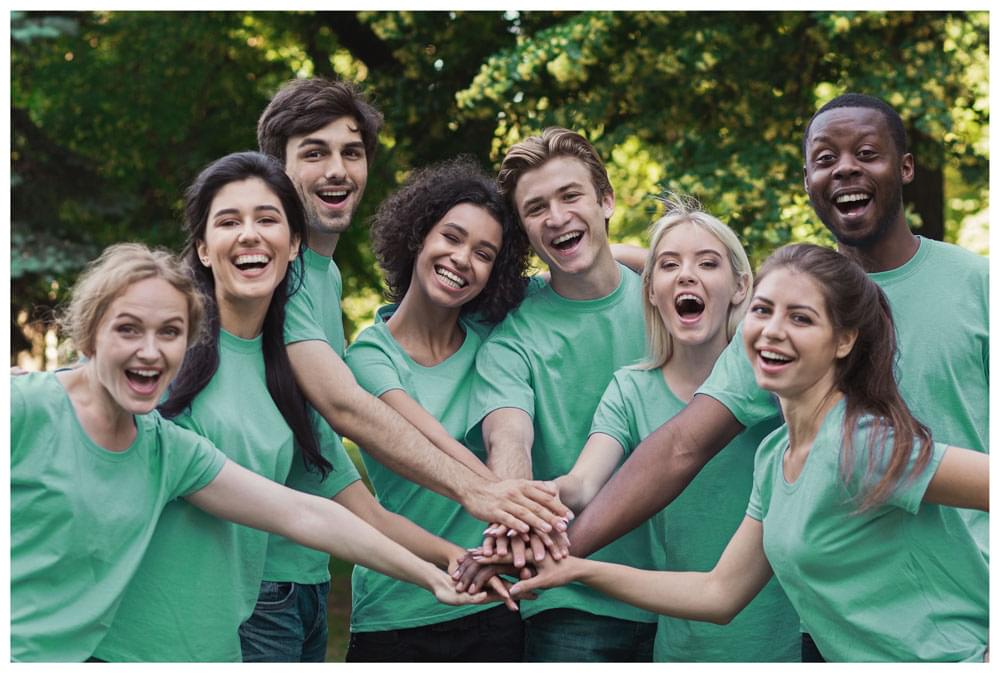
[506,529,517,537]
[483,526,494,535]
[555,519,567,531]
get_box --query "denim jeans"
[346,605,523,662]
[239,580,331,662]
[523,608,656,662]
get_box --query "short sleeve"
[344,334,406,398]
[746,429,781,521]
[697,322,780,428]
[465,335,535,443]
[284,283,328,346]
[10,378,28,464]
[306,410,361,498]
[588,374,638,456]
[155,418,228,500]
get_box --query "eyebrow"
[112,311,185,324]
[657,248,723,258]
[211,204,283,218]
[442,222,500,254]
[753,295,820,315]
[296,137,366,153]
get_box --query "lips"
[832,189,872,217]
[314,184,353,211]
[125,368,161,396]
[434,265,468,289]
[674,293,705,323]
[755,347,795,376]
[550,231,583,255]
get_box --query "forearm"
[483,408,534,480]
[360,504,459,569]
[571,558,737,624]
[569,394,742,557]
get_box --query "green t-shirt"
[467,264,657,623]
[590,366,798,662]
[344,308,495,631]
[266,246,357,584]
[699,238,989,550]
[95,330,297,662]
[747,399,987,662]
[10,372,226,662]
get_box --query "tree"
[12,10,988,365]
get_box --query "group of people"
[10,77,989,663]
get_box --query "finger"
[510,577,542,597]
[529,533,546,562]
[495,534,509,557]
[486,576,518,612]
[523,483,574,521]
[458,559,482,592]
[482,535,495,557]
[452,556,476,584]
[533,528,560,560]
[511,536,527,569]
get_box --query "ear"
[835,328,858,360]
[288,234,301,261]
[601,189,616,221]
[899,153,915,186]
[802,165,810,194]
[195,240,210,267]
[731,272,750,306]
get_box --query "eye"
[116,324,140,336]
[791,313,813,325]
[699,259,719,269]
[749,304,770,317]
[476,250,495,263]
[216,218,239,228]
[814,151,835,165]
[343,148,364,160]
[524,204,544,217]
[658,259,678,271]
[563,192,582,202]
[857,148,877,160]
[161,326,183,338]
[443,232,460,243]
[258,216,279,226]
[303,149,325,160]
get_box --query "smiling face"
[512,156,614,278]
[283,116,369,250]
[803,107,914,249]
[649,221,746,352]
[410,202,503,312]
[196,177,300,321]
[90,277,190,415]
[742,266,856,402]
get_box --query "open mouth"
[233,254,271,271]
[552,232,583,251]
[125,368,161,395]
[834,191,872,217]
[759,350,793,366]
[317,188,349,206]
[435,266,467,289]
[675,294,705,321]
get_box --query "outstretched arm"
[569,394,743,557]
[512,516,772,625]
[923,446,989,512]
[334,481,518,610]
[288,340,569,533]
[186,460,485,606]
[554,433,625,514]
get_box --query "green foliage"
[11,10,989,361]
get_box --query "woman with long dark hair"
[92,152,489,662]
[510,243,988,662]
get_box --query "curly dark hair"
[370,156,530,324]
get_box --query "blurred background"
[10,10,989,659]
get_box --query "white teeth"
[836,192,870,204]
[435,267,467,288]
[553,232,581,245]
[319,190,348,197]
[234,254,270,266]
[760,350,792,362]
[129,369,159,377]
[677,294,702,303]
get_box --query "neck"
[839,220,919,273]
[549,248,621,300]
[778,375,842,451]
[386,292,465,366]
[308,230,340,258]
[217,294,269,339]
[61,364,136,450]
[661,332,730,402]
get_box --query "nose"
[546,201,571,228]
[761,313,785,341]
[450,245,471,270]
[678,260,697,285]
[324,152,346,181]
[832,153,861,180]
[137,333,160,361]
[237,219,261,244]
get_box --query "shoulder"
[345,322,396,365]
[922,238,988,276]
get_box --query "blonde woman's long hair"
[638,194,752,370]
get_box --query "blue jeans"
[239,580,331,662]
[346,605,523,662]
[523,608,656,662]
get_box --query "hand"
[509,554,582,598]
[11,366,28,377]
[428,567,488,606]
[463,479,572,535]
[452,555,519,612]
